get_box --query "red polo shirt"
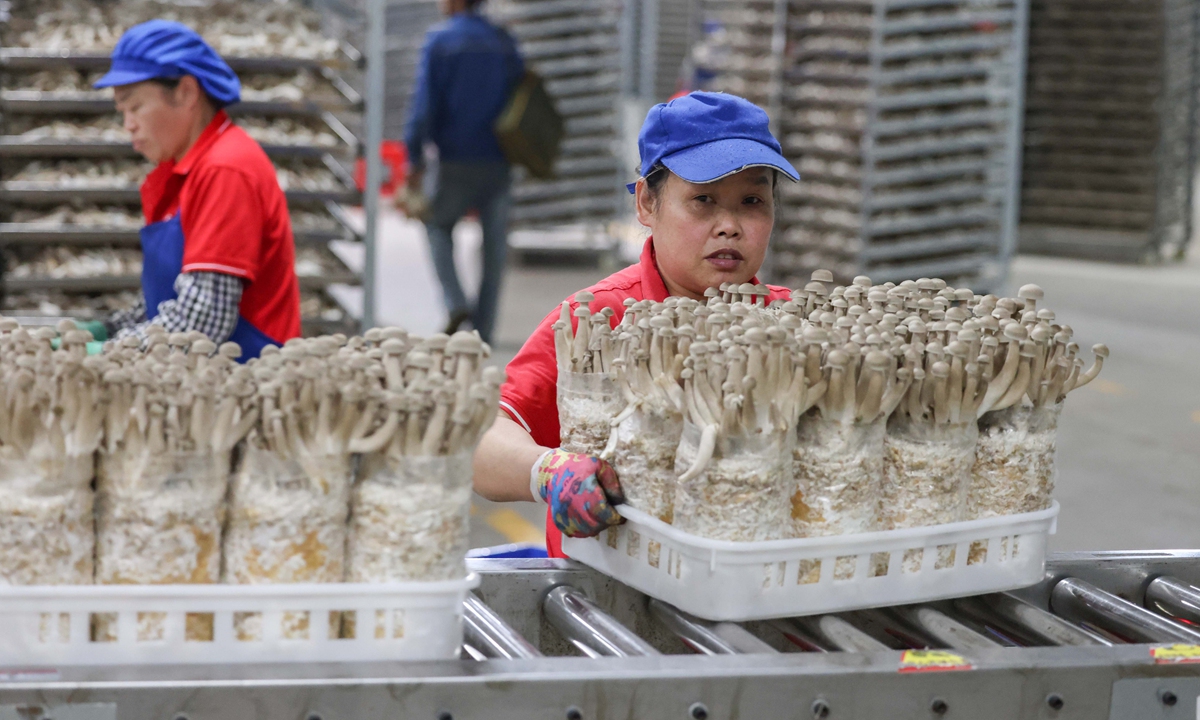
[140,111,301,344]
[499,238,791,557]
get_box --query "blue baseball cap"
[627,92,799,193]
[94,20,240,107]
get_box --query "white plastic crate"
[0,575,479,665]
[563,504,1058,621]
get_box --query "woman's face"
[635,167,775,300]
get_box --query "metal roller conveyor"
[463,594,542,659]
[648,599,777,655]
[889,605,1006,652]
[7,553,1200,719]
[1051,577,1200,644]
[1145,576,1200,627]
[543,584,660,657]
[955,593,1112,646]
[772,615,890,653]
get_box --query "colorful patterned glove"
[533,449,625,538]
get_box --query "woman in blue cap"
[473,92,799,557]
[96,20,301,359]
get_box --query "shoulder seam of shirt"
[498,400,532,434]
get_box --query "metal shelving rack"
[1018,0,1199,263]
[0,1,367,336]
[488,0,626,250]
[697,0,1027,290]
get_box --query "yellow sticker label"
[1151,644,1200,664]
[899,649,973,673]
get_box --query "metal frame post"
[639,0,661,102]
[996,0,1029,285]
[361,0,386,330]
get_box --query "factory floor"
[363,206,1200,553]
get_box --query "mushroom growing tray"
[0,576,478,665]
[563,504,1059,622]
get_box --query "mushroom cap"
[33,327,57,341]
[1002,323,1028,341]
[380,327,407,342]
[826,349,850,367]
[192,340,218,357]
[364,328,383,342]
[424,333,450,350]
[482,366,506,385]
[1092,343,1110,358]
[945,307,969,322]
[864,350,890,369]
[954,288,974,302]
[405,351,433,369]
[446,331,482,355]
[574,290,595,305]
[804,281,828,294]
[573,306,591,318]
[63,329,92,345]
[1018,284,1045,300]
[930,361,950,377]
[219,342,243,359]
[811,269,834,283]
[743,327,768,344]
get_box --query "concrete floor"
[363,206,1200,553]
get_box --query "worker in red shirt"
[96,20,301,359]
[473,92,799,556]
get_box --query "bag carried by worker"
[494,70,564,179]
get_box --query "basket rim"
[0,573,481,599]
[598,502,1060,555]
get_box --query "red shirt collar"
[163,110,233,177]
[140,111,234,224]
[639,237,769,300]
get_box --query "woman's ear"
[634,178,655,228]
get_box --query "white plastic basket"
[563,504,1059,621]
[0,575,479,665]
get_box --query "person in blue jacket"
[404,0,524,343]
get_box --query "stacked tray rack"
[697,0,1027,290]
[1018,0,1199,263]
[488,0,625,230]
[0,0,367,336]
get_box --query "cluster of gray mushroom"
[557,272,1106,550]
[227,329,503,586]
[94,329,251,587]
[0,321,502,602]
[0,319,105,585]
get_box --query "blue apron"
[140,214,276,361]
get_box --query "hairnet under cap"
[94,20,241,107]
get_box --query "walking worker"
[472,92,800,556]
[403,0,524,343]
[97,20,301,359]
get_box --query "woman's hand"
[534,450,625,537]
